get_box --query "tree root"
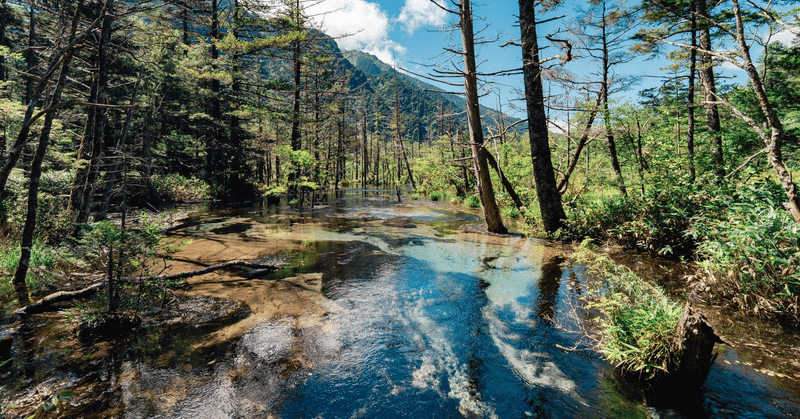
[14,260,278,317]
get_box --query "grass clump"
[152,173,211,202]
[462,194,480,209]
[573,239,684,378]
[564,185,702,256]
[0,242,61,298]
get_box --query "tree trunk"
[24,2,36,106]
[558,93,603,194]
[99,65,143,219]
[459,0,506,234]
[14,0,84,305]
[0,0,7,83]
[288,0,303,198]
[206,0,221,187]
[69,1,114,228]
[519,0,566,233]
[730,0,800,222]
[687,12,697,184]
[697,0,724,180]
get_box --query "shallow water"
[36,191,800,418]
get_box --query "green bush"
[0,241,61,297]
[564,185,706,256]
[573,240,684,377]
[74,214,185,325]
[690,182,800,315]
[463,194,480,209]
[151,173,211,202]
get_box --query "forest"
[0,0,799,416]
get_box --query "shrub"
[564,185,707,256]
[151,173,211,202]
[573,240,684,378]
[690,182,800,319]
[73,214,185,331]
[463,194,480,209]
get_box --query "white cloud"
[397,0,449,34]
[364,41,408,66]
[771,29,799,47]
[307,0,404,64]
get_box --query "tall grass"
[573,240,684,378]
[690,183,800,319]
[151,173,211,202]
[0,242,60,296]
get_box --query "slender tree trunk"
[70,1,114,227]
[519,0,566,232]
[361,107,368,189]
[460,0,506,234]
[635,114,646,196]
[731,0,800,222]
[98,65,143,219]
[558,91,602,194]
[207,0,221,184]
[25,2,36,106]
[393,83,416,190]
[697,0,723,180]
[0,0,7,83]
[288,0,303,198]
[688,11,697,184]
[14,0,84,305]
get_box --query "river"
[4,190,800,418]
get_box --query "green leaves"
[573,240,684,377]
[694,183,800,305]
[24,390,73,419]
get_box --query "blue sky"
[307,0,798,121]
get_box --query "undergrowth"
[0,242,62,299]
[565,179,800,323]
[573,239,684,378]
[151,173,211,202]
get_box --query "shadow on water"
[4,190,800,418]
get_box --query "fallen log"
[14,260,279,317]
[122,260,279,283]
[14,281,106,317]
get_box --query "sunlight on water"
[111,194,800,418]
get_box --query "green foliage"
[573,240,684,377]
[564,184,702,256]
[75,214,183,322]
[0,242,61,297]
[151,174,211,202]
[1,169,71,243]
[462,194,480,209]
[691,182,800,312]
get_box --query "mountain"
[250,29,523,144]
[341,50,524,143]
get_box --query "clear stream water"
[105,190,800,418]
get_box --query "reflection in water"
[536,254,565,324]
